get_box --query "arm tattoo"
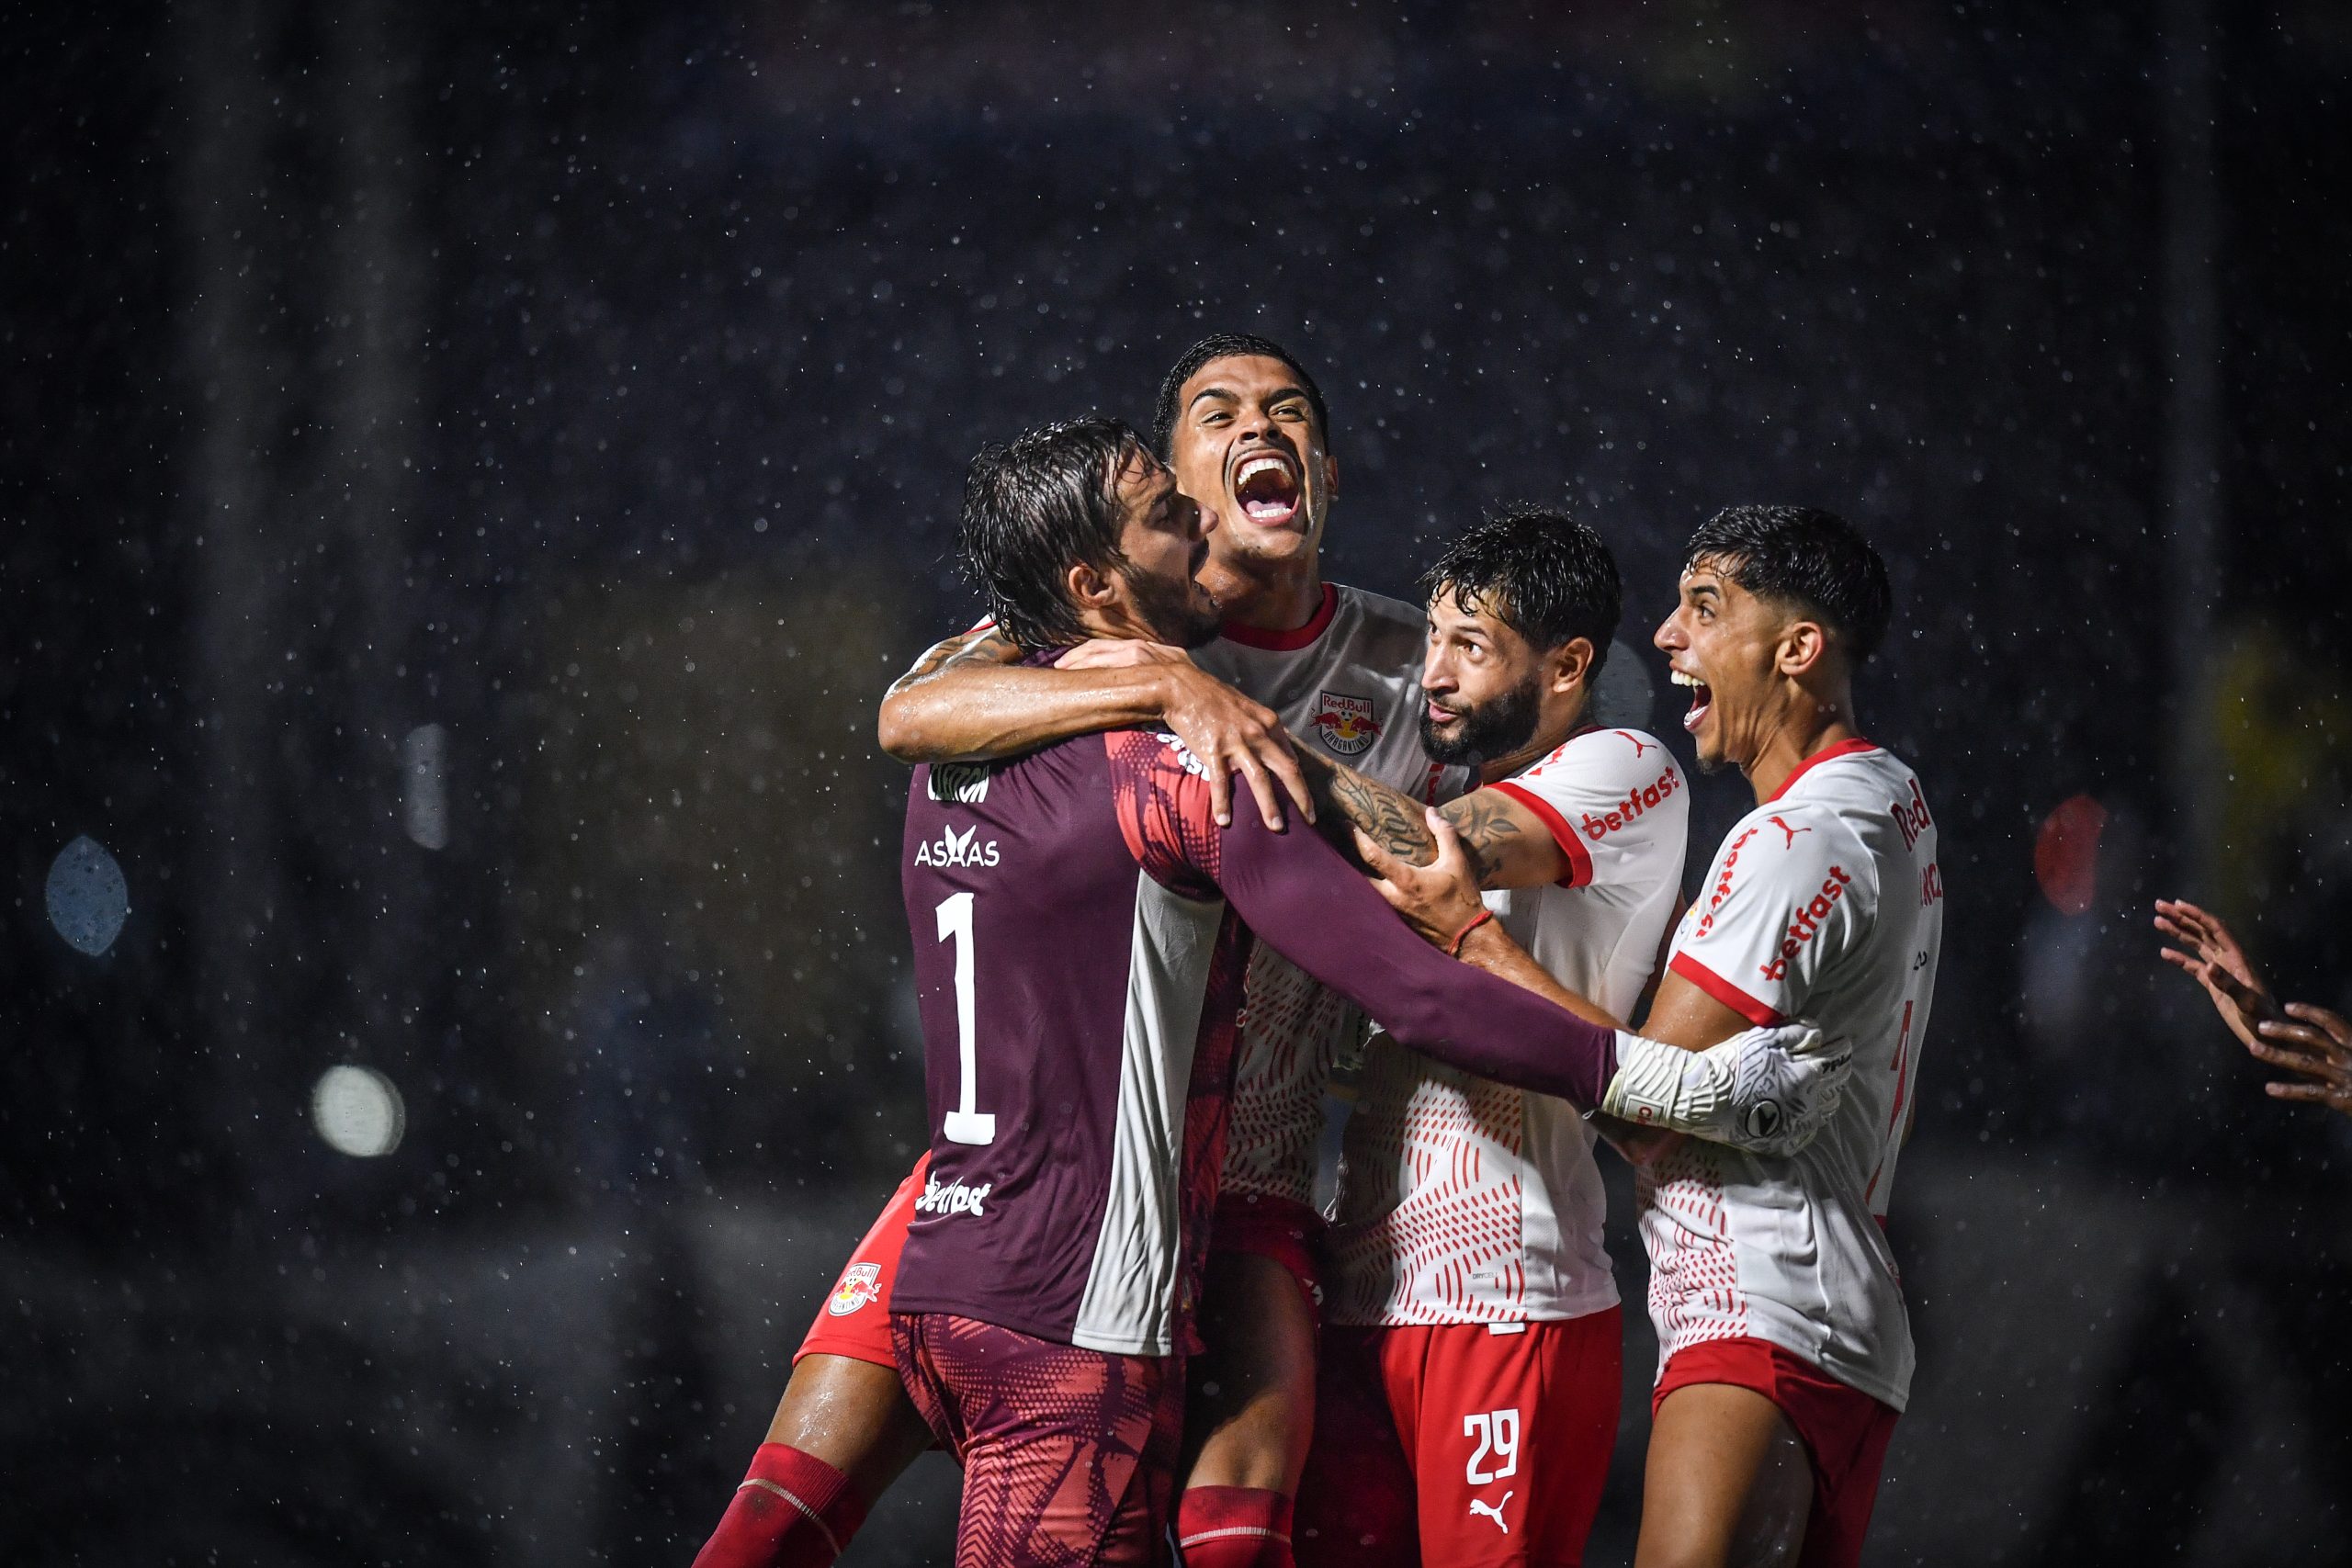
[1324,765,1440,868]
[885,625,1017,698]
[1298,746,1526,887]
[1442,792,1526,888]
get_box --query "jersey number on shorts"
[935,892,996,1145]
[1463,1407,1521,1485]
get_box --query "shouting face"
[1165,354,1335,572]
[1655,556,1792,773]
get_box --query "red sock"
[691,1442,870,1568]
[1177,1485,1295,1567]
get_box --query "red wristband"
[1446,908,1495,957]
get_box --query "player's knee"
[766,1353,933,1495]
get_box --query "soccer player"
[694,336,1354,1568]
[2155,897,2352,1120]
[870,333,1476,1566]
[886,419,1842,1564]
[1361,505,1939,1568]
[1269,509,1689,1568]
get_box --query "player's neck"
[1076,604,1155,646]
[1203,549,1325,636]
[1742,687,1858,802]
[1476,694,1591,786]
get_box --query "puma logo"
[1770,814,1813,850]
[1469,1493,1512,1532]
[1617,730,1654,759]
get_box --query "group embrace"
[694,334,1943,1568]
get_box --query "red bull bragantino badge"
[1310,690,1380,756]
[826,1261,883,1316]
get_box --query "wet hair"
[1149,333,1331,458]
[1683,505,1893,662]
[1419,507,1623,678]
[957,417,1153,651]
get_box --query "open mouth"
[1670,669,1713,735]
[1232,452,1303,526]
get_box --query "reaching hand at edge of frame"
[2251,1003,2352,1120]
[1356,807,1488,950]
[2154,897,2279,1051]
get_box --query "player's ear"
[1066,559,1118,615]
[1322,452,1340,502]
[1777,618,1829,679]
[1547,636,1597,696]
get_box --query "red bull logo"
[826,1261,883,1316]
[1310,691,1381,756]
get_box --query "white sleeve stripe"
[1487,780,1592,887]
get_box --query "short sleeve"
[1487,728,1690,891]
[1102,729,1225,899]
[1668,805,1871,1026]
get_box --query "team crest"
[1310,691,1381,757]
[826,1262,883,1316]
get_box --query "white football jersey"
[1640,739,1942,1410]
[1329,726,1689,1325]
[1194,583,1468,1206]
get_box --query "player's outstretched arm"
[876,625,1310,829]
[2154,898,2352,1119]
[2153,897,2279,1051]
[1215,803,1845,1155]
[1291,747,1566,889]
[1357,808,1832,1160]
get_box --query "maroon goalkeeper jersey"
[891,728,1628,1358]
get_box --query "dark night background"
[7,2,2351,1562]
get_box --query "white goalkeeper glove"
[1601,1022,1850,1156]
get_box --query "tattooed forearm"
[1289,746,1426,868]
[1326,764,1441,867]
[1294,745,1532,888]
[1442,791,1525,887]
[885,624,1017,698]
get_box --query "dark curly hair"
[1419,507,1623,677]
[1684,505,1893,662]
[1148,333,1330,459]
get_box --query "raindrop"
[45,835,130,955]
[311,1065,407,1158]
[1590,640,1657,731]
[401,723,449,850]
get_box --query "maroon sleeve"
[1210,800,1623,1111]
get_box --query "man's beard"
[1122,562,1224,649]
[1419,674,1543,767]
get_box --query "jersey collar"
[1218,582,1340,652]
[1766,737,1881,803]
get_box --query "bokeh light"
[310,1066,407,1158]
[2034,794,2109,918]
[401,723,450,851]
[45,834,130,956]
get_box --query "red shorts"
[793,1153,928,1371]
[1652,1337,1900,1568]
[1296,1308,1623,1568]
[893,1312,1185,1567]
[1210,1190,1326,1325]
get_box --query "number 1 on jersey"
[935,891,996,1145]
